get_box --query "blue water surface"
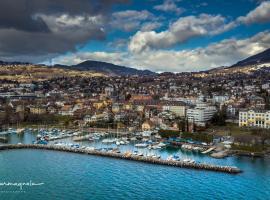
[0,149,269,200]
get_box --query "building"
[187,103,217,126]
[162,101,186,117]
[212,95,229,104]
[239,109,270,129]
[29,105,47,115]
[142,120,155,131]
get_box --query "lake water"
[0,132,269,199]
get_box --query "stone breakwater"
[0,144,242,174]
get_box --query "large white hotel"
[239,110,270,129]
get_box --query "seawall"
[0,144,242,174]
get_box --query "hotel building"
[239,110,270,128]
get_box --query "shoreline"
[0,144,242,174]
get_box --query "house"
[112,103,121,113]
[83,115,92,124]
[29,105,47,115]
[142,120,155,131]
[59,105,73,116]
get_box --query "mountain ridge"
[57,60,156,76]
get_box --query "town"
[0,62,270,158]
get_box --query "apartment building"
[187,103,217,126]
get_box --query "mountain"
[203,48,270,76]
[230,48,270,67]
[55,60,156,76]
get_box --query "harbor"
[0,127,252,166]
[0,144,242,174]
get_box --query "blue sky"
[0,0,270,72]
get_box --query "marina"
[0,128,254,163]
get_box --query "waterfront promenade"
[0,144,242,174]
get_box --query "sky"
[0,0,270,72]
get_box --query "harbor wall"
[0,144,242,174]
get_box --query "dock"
[0,144,242,174]
[202,147,215,154]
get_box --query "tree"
[251,128,270,145]
[211,108,227,126]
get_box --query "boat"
[157,142,167,148]
[135,143,148,148]
[152,154,161,159]
[130,137,137,141]
[102,138,116,144]
[16,128,25,134]
[120,140,126,145]
[93,136,100,140]
[183,158,195,163]
[167,155,174,161]
[85,147,95,151]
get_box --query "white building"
[212,95,229,104]
[187,104,217,126]
[239,110,270,129]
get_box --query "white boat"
[154,135,162,139]
[85,147,95,151]
[142,131,152,137]
[102,138,116,144]
[138,152,144,156]
[135,143,148,148]
[130,137,137,141]
[183,158,195,163]
[167,155,174,161]
[157,142,167,148]
[152,155,161,159]
[120,141,126,145]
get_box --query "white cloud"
[140,21,163,31]
[237,1,270,24]
[53,51,126,66]
[54,31,270,72]
[129,14,236,53]
[154,0,185,15]
[110,10,155,32]
[36,13,105,39]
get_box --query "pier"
[0,144,242,174]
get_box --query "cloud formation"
[55,31,270,72]
[0,0,128,62]
[110,10,155,32]
[129,14,236,53]
[237,1,270,24]
[154,0,185,15]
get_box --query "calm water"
[0,133,270,199]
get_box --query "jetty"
[0,144,242,174]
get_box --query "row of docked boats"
[167,155,196,163]
[181,144,205,152]
[0,128,25,135]
[135,142,167,149]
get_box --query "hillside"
[231,48,270,67]
[0,63,103,83]
[202,48,270,76]
[56,60,156,76]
